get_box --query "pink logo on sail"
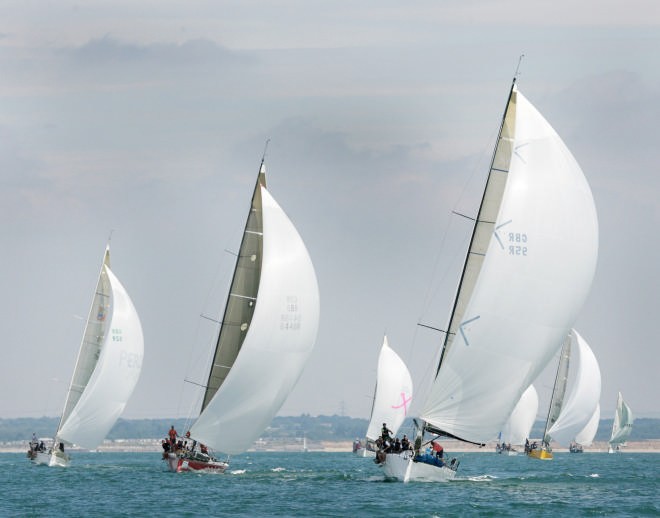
[391,392,412,414]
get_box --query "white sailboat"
[354,336,413,458]
[381,76,599,482]
[608,392,634,453]
[27,246,144,467]
[496,385,538,455]
[165,155,320,473]
[528,329,601,459]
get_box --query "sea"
[2,451,658,517]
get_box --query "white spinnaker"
[365,336,414,441]
[547,330,601,446]
[191,186,320,455]
[610,392,634,445]
[420,87,599,443]
[500,384,539,446]
[57,266,144,449]
[575,403,600,446]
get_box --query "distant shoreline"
[3,439,659,454]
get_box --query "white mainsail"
[609,392,634,448]
[56,247,144,450]
[546,330,601,446]
[190,164,320,455]
[575,403,600,446]
[419,85,599,444]
[365,336,414,441]
[500,384,539,446]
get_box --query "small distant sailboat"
[381,71,598,482]
[608,392,634,453]
[527,329,600,459]
[354,336,413,458]
[164,152,320,473]
[27,245,144,467]
[496,385,538,455]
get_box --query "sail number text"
[280,296,302,331]
[507,232,528,256]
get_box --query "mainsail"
[546,330,601,446]
[190,162,320,455]
[609,392,634,447]
[56,246,144,450]
[365,336,414,441]
[420,84,599,444]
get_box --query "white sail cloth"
[420,87,599,444]
[547,330,601,446]
[575,403,600,446]
[500,384,538,446]
[58,265,144,449]
[365,336,414,441]
[191,186,320,455]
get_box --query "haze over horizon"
[2,1,658,425]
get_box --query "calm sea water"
[2,450,658,517]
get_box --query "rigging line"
[184,379,208,389]
[261,138,271,165]
[514,54,525,83]
[417,323,448,334]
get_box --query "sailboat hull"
[381,451,457,483]
[29,450,70,467]
[165,452,228,473]
[527,448,553,460]
[354,446,376,458]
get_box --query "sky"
[1,1,658,426]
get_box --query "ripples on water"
[2,451,658,517]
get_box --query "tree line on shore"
[1,415,658,443]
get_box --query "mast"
[200,147,268,412]
[434,77,518,376]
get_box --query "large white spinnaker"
[500,384,539,446]
[365,336,414,441]
[420,86,599,444]
[547,330,601,446]
[190,185,320,454]
[57,254,144,450]
[575,403,600,446]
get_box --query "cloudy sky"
[2,1,658,426]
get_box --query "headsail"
[190,164,320,455]
[420,84,599,444]
[57,247,144,449]
[365,336,414,441]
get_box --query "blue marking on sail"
[459,315,481,346]
[493,220,513,249]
